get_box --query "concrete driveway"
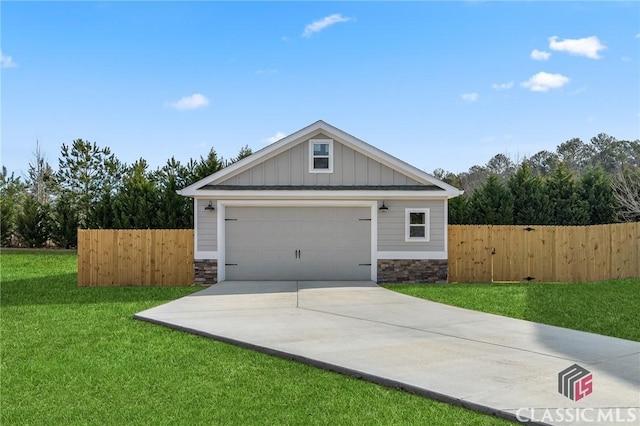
[135,281,640,425]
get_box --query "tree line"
[438,134,639,225]
[1,133,638,249]
[1,139,252,248]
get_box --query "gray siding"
[218,135,422,186]
[377,200,446,251]
[196,199,217,251]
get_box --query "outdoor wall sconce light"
[378,202,389,212]
[204,201,215,211]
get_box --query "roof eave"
[180,189,454,199]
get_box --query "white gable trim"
[179,120,462,197]
[190,191,450,200]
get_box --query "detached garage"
[179,120,462,284]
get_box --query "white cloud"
[256,69,277,75]
[492,81,514,90]
[548,36,606,59]
[636,33,640,39]
[530,49,551,61]
[621,56,631,62]
[303,14,351,37]
[1,50,18,68]
[265,131,286,144]
[521,72,570,92]
[168,93,209,110]
[461,92,479,102]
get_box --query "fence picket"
[448,223,639,283]
[77,229,194,287]
[78,224,638,286]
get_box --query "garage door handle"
[359,263,371,266]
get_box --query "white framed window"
[309,139,333,173]
[405,208,430,242]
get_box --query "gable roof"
[179,120,462,198]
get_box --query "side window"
[405,208,430,241]
[309,139,333,173]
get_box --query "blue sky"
[2,1,639,178]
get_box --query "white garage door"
[225,207,371,280]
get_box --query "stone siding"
[194,259,218,285]
[377,259,448,284]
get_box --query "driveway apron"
[135,281,640,425]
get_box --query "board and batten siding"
[218,134,422,187]
[378,200,446,252]
[196,199,217,252]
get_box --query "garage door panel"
[225,206,370,281]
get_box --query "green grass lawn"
[1,251,509,426]
[386,279,640,342]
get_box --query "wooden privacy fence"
[448,222,640,283]
[78,229,194,287]
[78,224,639,286]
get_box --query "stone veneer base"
[194,259,218,285]
[377,259,448,284]
[194,259,447,285]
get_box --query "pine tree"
[152,158,192,228]
[0,167,24,246]
[556,138,588,174]
[545,163,589,225]
[226,145,253,165]
[89,190,116,229]
[467,174,514,224]
[16,194,49,248]
[57,139,122,228]
[448,194,469,224]
[26,141,57,205]
[188,148,224,185]
[508,164,553,225]
[49,191,79,248]
[113,159,159,229]
[580,167,617,224]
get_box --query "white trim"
[217,204,226,282]
[217,200,376,282]
[371,204,378,282]
[193,198,198,256]
[405,208,430,242]
[220,199,377,207]
[179,120,462,197]
[308,138,333,173]
[443,199,448,254]
[188,190,450,200]
[195,251,218,260]
[377,251,447,260]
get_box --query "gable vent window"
[405,208,430,242]
[309,139,333,173]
